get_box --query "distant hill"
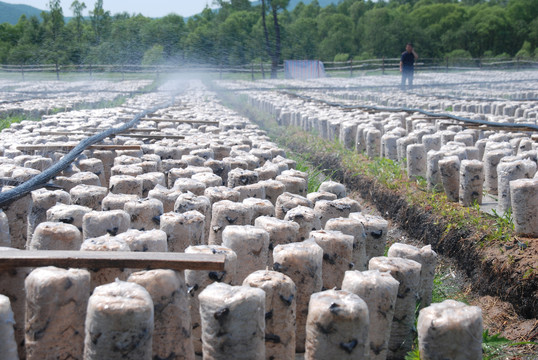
[288,0,338,9]
[0,1,44,24]
[251,0,338,10]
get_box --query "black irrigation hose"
[407,91,538,102]
[0,98,176,208]
[281,90,538,132]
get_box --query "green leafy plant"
[482,329,535,359]
[415,175,428,190]
[406,330,535,360]
[487,208,515,242]
[491,208,514,231]
[0,114,40,130]
[522,267,534,280]
[366,157,405,189]
[404,347,420,360]
[293,155,336,193]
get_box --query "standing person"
[400,43,418,90]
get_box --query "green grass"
[0,96,129,131]
[482,330,535,360]
[405,331,534,360]
[431,267,469,304]
[0,113,40,130]
[0,77,162,131]
[292,154,337,193]
[365,157,406,190]
[404,348,420,360]
[490,208,515,236]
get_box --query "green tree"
[282,17,318,59]
[1,0,537,68]
[357,7,395,57]
[515,40,533,58]
[90,0,111,45]
[529,18,538,50]
[468,4,513,56]
[317,13,355,61]
[108,14,151,64]
[411,3,466,57]
[291,0,321,19]
[41,0,67,78]
[217,11,257,65]
[142,44,164,65]
[183,8,218,64]
[261,0,290,78]
[20,15,44,46]
[70,1,86,40]
[66,1,88,64]
[0,21,21,47]
[141,14,186,62]
[8,43,40,65]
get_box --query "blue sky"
[2,0,218,17]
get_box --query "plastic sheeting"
[284,60,326,80]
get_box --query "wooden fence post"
[382,56,385,75]
[446,57,449,72]
[350,58,353,77]
[251,62,255,81]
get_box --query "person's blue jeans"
[401,69,414,90]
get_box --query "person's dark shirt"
[401,51,415,71]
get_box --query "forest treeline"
[0,0,536,70]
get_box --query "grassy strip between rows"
[0,78,162,131]
[285,130,532,359]
[214,88,536,358]
[0,96,128,131]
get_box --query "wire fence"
[1,57,537,80]
[323,57,538,75]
